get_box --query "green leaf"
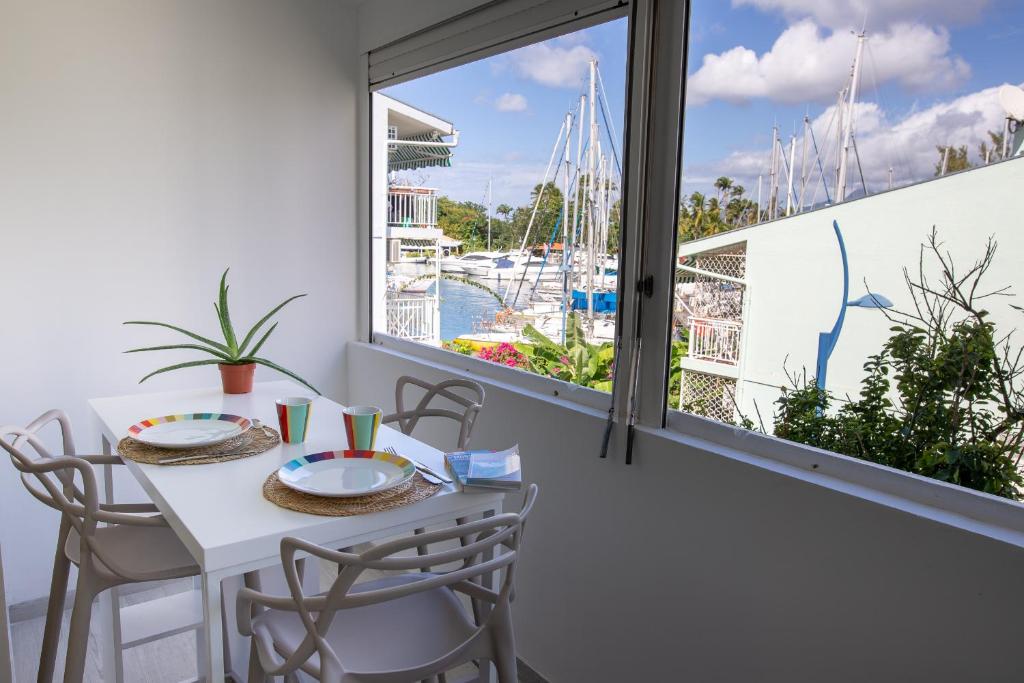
[138,359,223,384]
[123,321,230,353]
[218,269,238,353]
[248,322,278,356]
[213,302,236,357]
[247,357,320,395]
[124,343,233,361]
[237,294,306,354]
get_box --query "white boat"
[441,251,506,274]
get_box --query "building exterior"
[370,94,459,345]
[676,157,1024,427]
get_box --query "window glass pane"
[674,2,1024,499]
[371,18,628,393]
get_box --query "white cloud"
[684,84,1012,197]
[494,92,528,112]
[508,42,597,89]
[687,21,969,106]
[732,0,989,30]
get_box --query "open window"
[369,8,629,395]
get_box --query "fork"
[384,446,451,484]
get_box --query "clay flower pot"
[219,362,255,394]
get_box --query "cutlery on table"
[384,446,451,484]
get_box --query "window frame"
[357,0,1024,530]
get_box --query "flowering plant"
[477,342,530,369]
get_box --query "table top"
[88,380,503,572]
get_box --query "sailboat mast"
[486,176,492,250]
[756,174,762,223]
[586,59,597,321]
[570,95,585,296]
[798,116,810,212]
[562,111,572,344]
[768,125,778,220]
[785,135,796,215]
[836,31,865,203]
[833,88,845,202]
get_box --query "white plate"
[277,450,416,498]
[128,413,252,450]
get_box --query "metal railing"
[688,316,742,364]
[388,186,437,228]
[386,295,439,343]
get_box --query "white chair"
[1,410,201,682]
[383,376,485,450]
[238,484,538,682]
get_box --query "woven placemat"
[117,425,281,466]
[263,471,441,516]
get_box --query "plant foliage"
[771,230,1024,499]
[124,269,319,394]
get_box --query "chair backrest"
[1,411,160,581]
[1,417,101,553]
[382,375,485,450]
[247,484,538,679]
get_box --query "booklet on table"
[444,445,521,491]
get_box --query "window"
[365,0,1024,504]
[671,0,1024,500]
[370,15,629,394]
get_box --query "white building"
[677,157,1024,426]
[371,94,460,345]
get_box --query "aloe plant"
[124,269,319,394]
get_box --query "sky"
[383,0,1024,209]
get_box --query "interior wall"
[349,343,1024,682]
[0,0,359,603]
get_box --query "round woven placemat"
[263,471,441,516]
[117,425,281,466]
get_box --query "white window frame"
[358,0,1024,535]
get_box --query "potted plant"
[124,269,319,394]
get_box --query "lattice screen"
[691,243,747,320]
[681,370,738,423]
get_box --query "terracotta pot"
[219,362,255,394]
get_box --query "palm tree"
[689,192,707,238]
[496,203,513,222]
[713,176,733,218]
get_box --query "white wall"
[680,159,1024,421]
[349,342,1024,682]
[0,0,359,603]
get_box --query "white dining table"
[89,379,504,682]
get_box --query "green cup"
[276,397,313,444]
[342,405,382,451]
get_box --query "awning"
[389,131,454,171]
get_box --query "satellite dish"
[998,84,1024,121]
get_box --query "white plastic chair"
[383,376,485,450]
[1,411,201,682]
[239,484,538,683]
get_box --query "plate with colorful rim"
[277,450,416,498]
[127,413,252,450]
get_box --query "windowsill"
[362,337,1024,549]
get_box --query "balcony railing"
[688,316,742,365]
[388,186,437,228]
[386,294,439,344]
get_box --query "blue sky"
[383,0,1024,208]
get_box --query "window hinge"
[639,275,654,298]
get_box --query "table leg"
[202,570,227,683]
[98,434,125,683]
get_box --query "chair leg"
[414,527,429,572]
[64,568,100,683]
[491,608,518,683]
[247,639,267,683]
[39,519,71,683]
